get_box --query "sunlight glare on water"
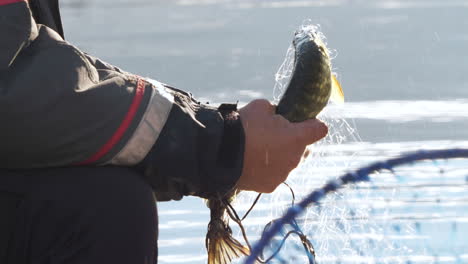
[60,0,468,262]
[232,19,468,264]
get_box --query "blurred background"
[61,0,468,143]
[61,0,468,263]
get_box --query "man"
[0,0,328,263]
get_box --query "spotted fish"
[276,27,344,122]
[205,26,343,264]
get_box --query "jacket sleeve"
[134,87,245,201]
[0,0,245,200]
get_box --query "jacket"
[0,0,245,201]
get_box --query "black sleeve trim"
[136,88,245,201]
[217,103,244,169]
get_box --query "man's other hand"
[237,99,328,193]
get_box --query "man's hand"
[237,99,328,193]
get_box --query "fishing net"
[244,149,468,264]
[226,22,468,264]
[273,23,337,104]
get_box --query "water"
[60,0,468,263]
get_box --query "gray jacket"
[0,0,245,201]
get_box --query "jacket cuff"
[136,87,245,201]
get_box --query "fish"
[205,26,343,264]
[205,196,251,264]
[276,27,344,122]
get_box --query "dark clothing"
[0,0,247,263]
[0,0,245,201]
[0,167,158,264]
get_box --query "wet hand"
[237,99,328,193]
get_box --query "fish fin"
[206,198,250,264]
[330,74,344,104]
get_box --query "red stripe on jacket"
[0,0,25,6]
[76,79,146,165]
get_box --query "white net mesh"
[232,22,468,264]
[273,22,331,104]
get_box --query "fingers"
[238,99,328,194]
[293,118,328,144]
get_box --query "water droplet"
[414,222,421,233]
[368,238,375,248]
[452,222,457,232]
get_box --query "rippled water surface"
[60,0,468,263]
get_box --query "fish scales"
[205,25,342,264]
[276,29,334,122]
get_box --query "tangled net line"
[245,148,468,263]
